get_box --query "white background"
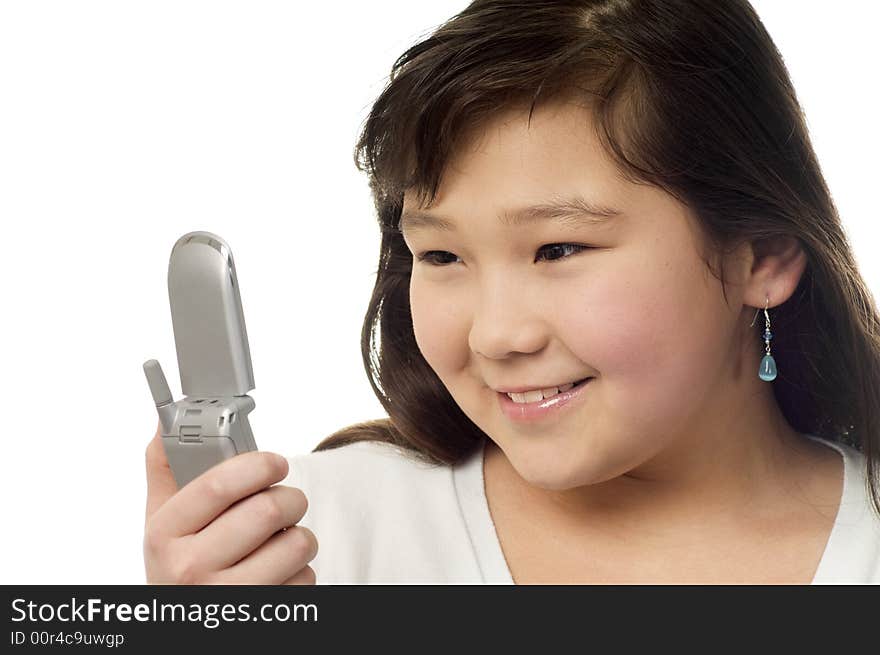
[0,1,876,584]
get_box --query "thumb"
[145,420,179,525]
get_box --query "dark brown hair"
[313,0,880,518]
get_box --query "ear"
[743,236,808,309]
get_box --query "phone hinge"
[179,425,203,443]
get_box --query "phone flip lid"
[167,231,255,398]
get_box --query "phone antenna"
[143,359,173,407]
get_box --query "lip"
[497,377,593,422]
[494,377,589,393]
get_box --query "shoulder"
[279,439,459,529]
[277,439,483,584]
[282,440,448,493]
[803,434,880,583]
[802,434,874,528]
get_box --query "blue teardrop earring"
[749,295,777,381]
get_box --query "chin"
[524,463,625,493]
[507,451,597,491]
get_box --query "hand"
[143,421,318,584]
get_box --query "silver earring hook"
[749,295,770,328]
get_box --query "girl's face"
[402,99,761,493]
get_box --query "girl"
[144,0,880,584]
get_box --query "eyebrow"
[399,194,623,234]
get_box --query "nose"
[467,272,549,359]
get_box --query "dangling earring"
[749,295,777,381]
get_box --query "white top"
[281,433,880,584]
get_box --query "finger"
[150,450,290,539]
[190,485,309,571]
[212,526,318,585]
[145,421,179,524]
[282,565,317,586]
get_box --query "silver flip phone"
[143,231,258,488]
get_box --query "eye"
[537,243,592,263]
[415,243,593,267]
[415,250,461,266]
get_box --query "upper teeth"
[507,381,577,404]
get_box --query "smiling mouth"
[501,377,592,403]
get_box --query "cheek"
[409,276,469,374]
[568,249,726,425]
